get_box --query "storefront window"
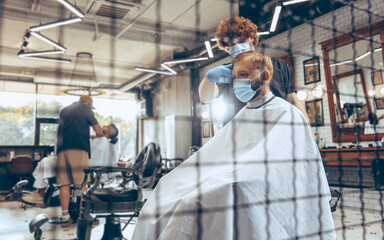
[36,94,77,118]
[93,98,138,159]
[0,82,138,158]
[0,91,35,145]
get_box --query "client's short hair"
[233,50,273,77]
[108,124,119,144]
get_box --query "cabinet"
[320,148,384,166]
[320,148,384,188]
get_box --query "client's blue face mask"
[230,42,252,57]
[233,72,264,102]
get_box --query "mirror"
[320,20,384,142]
[333,69,370,124]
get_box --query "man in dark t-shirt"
[56,95,103,226]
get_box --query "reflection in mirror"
[332,69,370,124]
[320,20,384,142]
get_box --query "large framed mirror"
[333,69,371,124]
[320,20,384,142]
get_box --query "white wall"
[263,0,384,147]
[139,70,193,159]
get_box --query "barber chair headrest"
[134,142,162,187]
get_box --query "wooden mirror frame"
[320,20,384,143]
[333,69,371,123]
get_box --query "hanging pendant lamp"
[62,52,105,96]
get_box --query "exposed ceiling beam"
[0,1,206,49]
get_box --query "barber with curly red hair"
[199,16,315,139]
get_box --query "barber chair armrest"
[84,166,141,175]
[83,166,143,196]
[162,158,184,172]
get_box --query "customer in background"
[56,95,103,226]
[22,124,119,204]
[364,112,384,134]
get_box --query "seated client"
[364,112,384,134]
[132,51,336,240]
[22,124,119,204]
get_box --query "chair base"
[101,216,127,240]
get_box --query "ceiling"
[0,0,240,94]
[0,0,351,96]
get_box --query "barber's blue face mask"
[230,42,252,57]
[233,72,264,102]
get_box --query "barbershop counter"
[320,147,384,188]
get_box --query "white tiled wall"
[263,0,384,147]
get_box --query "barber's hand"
[207,64,233,84]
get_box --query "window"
[35,118,59,146]
[36,93,77,118]
[0,91,35,145]
[0,81,138,159]
[93,98,138,159]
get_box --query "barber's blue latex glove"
[207,64,233,84]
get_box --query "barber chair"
[8,155,34,182]
[8,176,68,210]
[29,214,49,240]
[329,189,341,212]
[7,156,34,209]
[77,142,162,240]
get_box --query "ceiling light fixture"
[257,31,270,36]
[368,89,375,96]
[355,51,371,61]
[297,90,307,101]
[18,55,71,63]
[374,47,382,52]
[18,49,65,57]
[283,0,310,6]
[211,38,218,42]
[30,32,67,51]
[270,6,282,32]
[202,111,210,119]
[62,52,105,96]
[29,18,82,32]
[330,60,352,67]
[204,41,214,58]
[135,67,174,75]
[163,57,208,65]
[160,64,177,75]
[312,85,324,98]
[57,0,85,18]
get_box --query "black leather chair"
[8,155,34,182]
[77,142,162,240]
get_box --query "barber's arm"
[198,64,233,103]
[286,93,316,140]
[92,124,103,137]
[198,74,219,103]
